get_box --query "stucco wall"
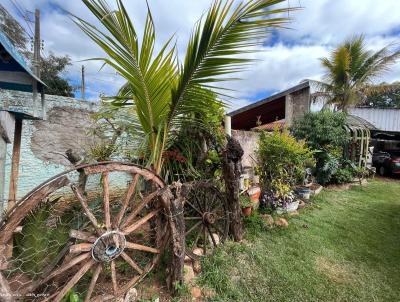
[232,129,260,168]
[285,87,310,126]
[1,90,99,203]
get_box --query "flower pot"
[276,200,299,214]
[242,206,252,217]
[248,186,261,201]
[296,187,311,200]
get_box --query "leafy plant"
[73,0,292,178]
[291,111,351,185]
[258,128,314,188]
[317,35,400,111]
[240,195,252,208]
[331,167,355,184]
[61,289,83,302]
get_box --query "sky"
[3,0,400,111]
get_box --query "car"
[372,150,400,176]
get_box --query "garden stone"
[289,210,299,217]
[184,255,192,264]
[193,260,202,274]
[298,200,306,209]
[191,287,202,299]
[262,214,274,226]
[192,248,204,256]
[184,264,195,284]
[275,218,289,228]
[124,287,138,302]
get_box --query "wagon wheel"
[0,162,168,302]
[184,181,229,259]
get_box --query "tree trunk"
[222,136,244,242]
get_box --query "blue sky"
[3,0,400,111]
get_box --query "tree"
[319,35,400,111]
[0,5,75,97]
[40,52,75,97]
[74,0,292,175]
[360,82,400,108]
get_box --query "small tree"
[291,111,350,184]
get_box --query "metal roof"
[349,108,400,132]
[0,30,45,92]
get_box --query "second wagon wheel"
[0,162,168,302]
[184,181,229,259]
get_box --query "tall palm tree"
[74,0,291,175]
[319,35,400,111]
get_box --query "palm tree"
[74,0,291,175]
[319,35,400,111]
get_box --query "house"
[0,30,45,215]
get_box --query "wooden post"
[7,118,22,210]
[160,184,186,293]
[222,136,244,242]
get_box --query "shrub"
[257,129,314,209]
[291,111,351,184]
[331,168,355,184]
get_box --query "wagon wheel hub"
[92,231,126,262]
[203,212,216,225]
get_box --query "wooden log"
[222,136,244,242]
[159,184,185,293]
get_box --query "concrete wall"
[285,87,310,126]
[232,129,260,168]
[0,90,99,203]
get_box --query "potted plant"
[240,195,253,217]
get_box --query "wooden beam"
[7,118,22,210]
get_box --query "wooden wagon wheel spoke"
[111,260,118,294]
[102,172,112,231]
[185,220,202,236]
[206,225,217,247]
[184,216,201,220]
[185,200,203,216]
[122,208,161,235]
[53,259,95,302]
[125,242,160,254]
[121,252,144,275]
[69,229,96,243]
[70,183,102,234]
[84,263,102,302]
[113,174,139,228]
[69,243,93,254]
[121,189,160,229]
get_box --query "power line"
[8,0,34,38]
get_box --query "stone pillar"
[285,94,294,127]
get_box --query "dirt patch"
[315,256,354,284]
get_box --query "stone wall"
[232,129,260,168]
[1,90,99,202]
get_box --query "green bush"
[331,168,355,184]
[257,129,314,193]
[291,111,351,185]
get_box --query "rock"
[298,200,306,209]
[184,255,193,264]
[192,248,204,257]
[262,214,274,226]
[288,210,299,217]
[124,287,138,302]
[193,260,202,274]
[184,264,195,284]
[191,287,202,299]
[208,233,220,245]
[275,218,288,228]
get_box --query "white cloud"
[3,0,400,104]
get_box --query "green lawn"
[197,179,400,302]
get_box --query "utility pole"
[33,9,41,78]
[81,65,86,100]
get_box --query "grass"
[197,179,400,302]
